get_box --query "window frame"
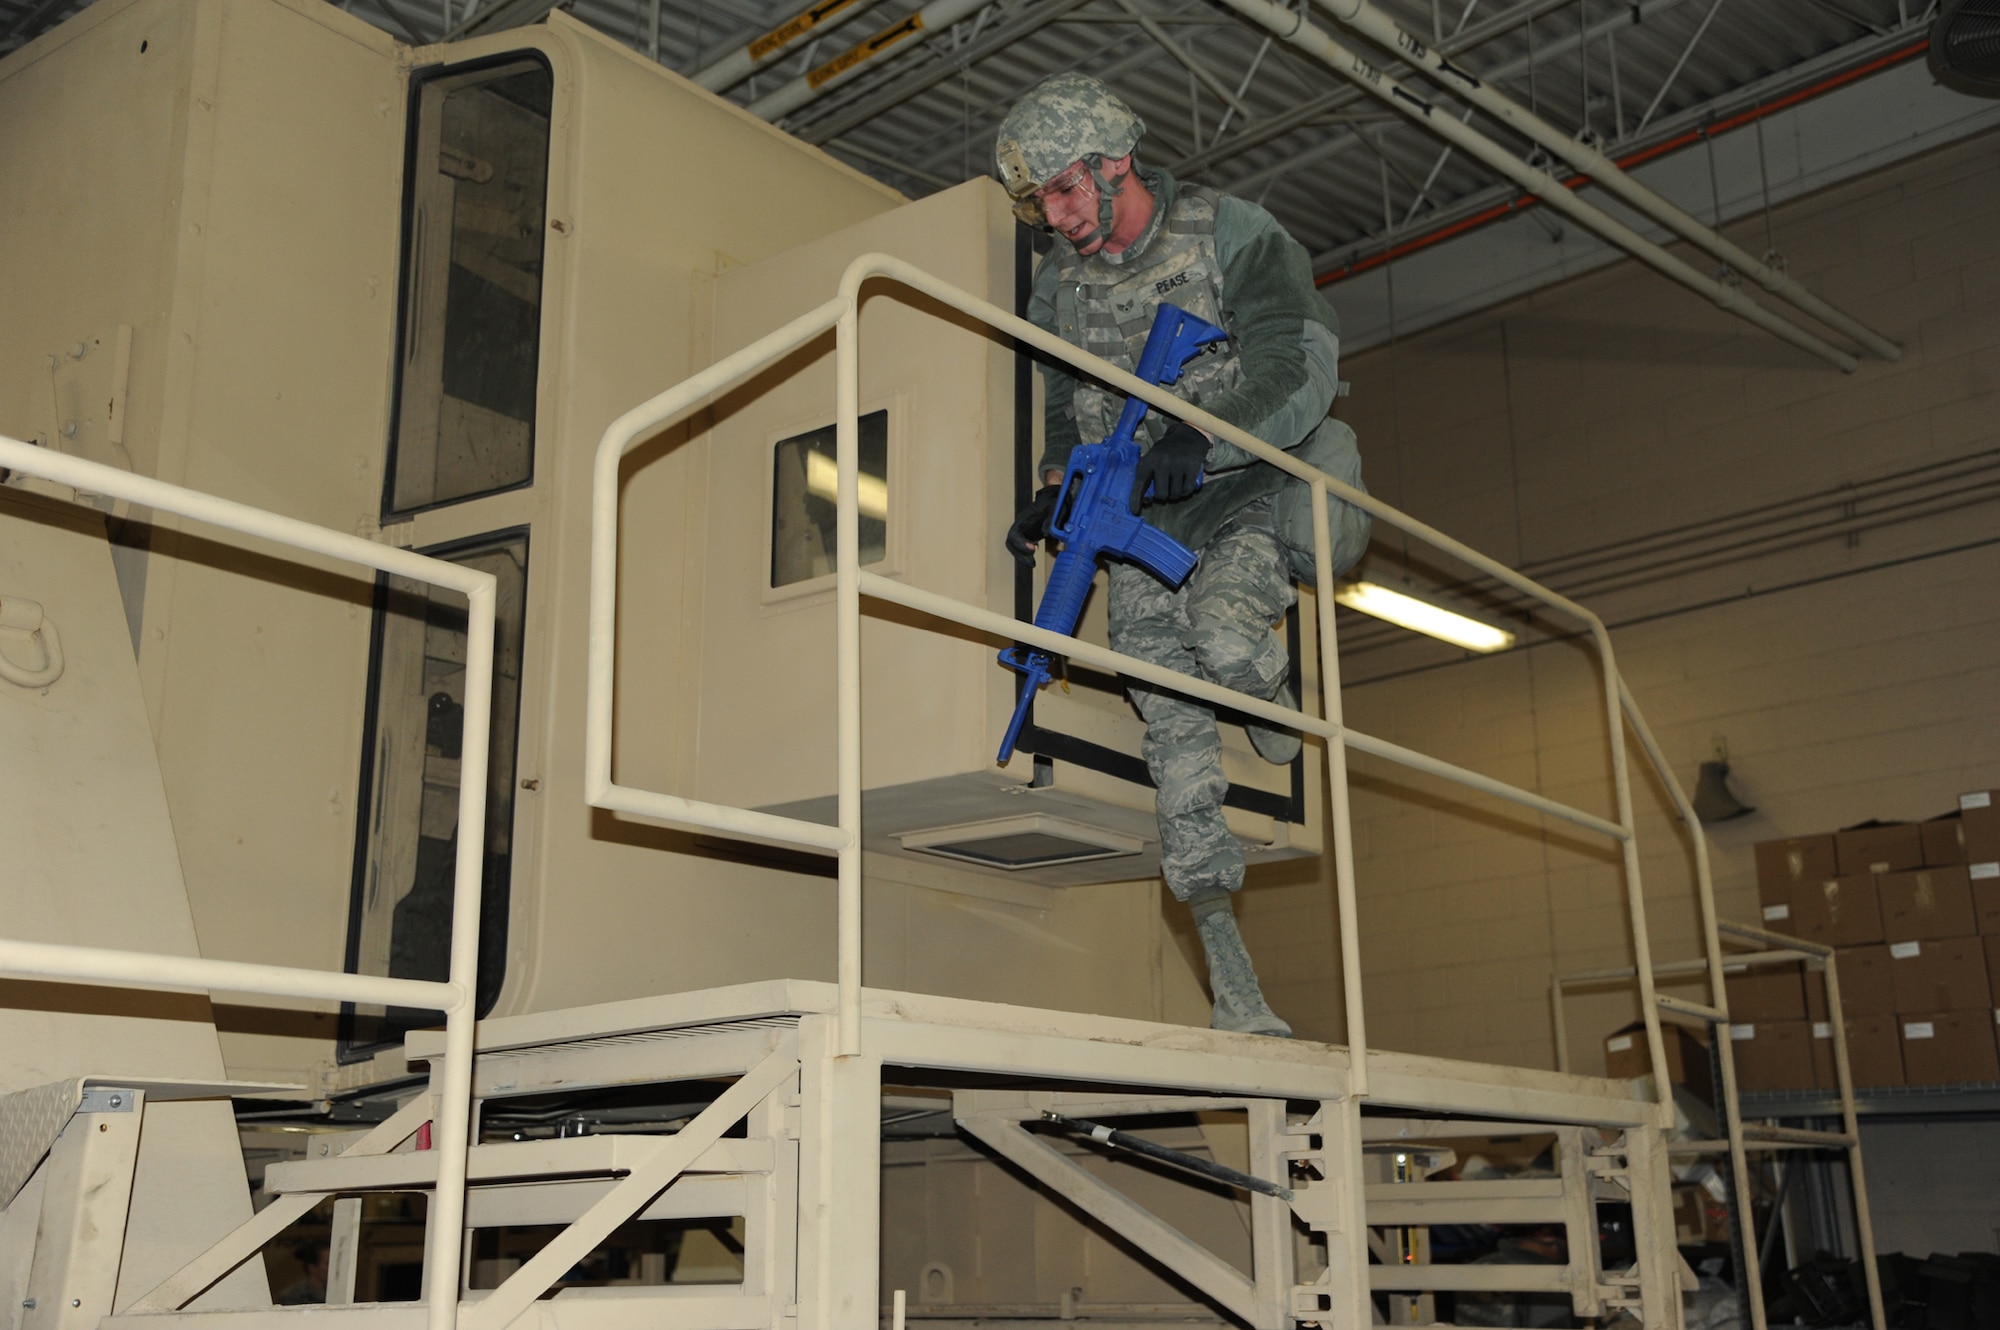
[379,50,555,523]
[337,524,532,1064]
[757,392,906,607]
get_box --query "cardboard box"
[1835,945,1897,1017]
[1756,898,1796,928]
[1834,822,1925,877]
[1887,936,1992,1014]
[1963,790,2000,868]
[1975,876,2000,936]
[1673,1186,1731,1244]
[1806,1019,1834,1089]
[1755,835,1838,907]
[1811,1015,1904,1089]
[1879,866,1977,941]
[1789,874,1884,947]
[1899,1010,2000,1085]
[1968,868,2000,928]
[1986,935,2000,1003]
[1604,1021,1713,1105]
[1725,967,1807,1021]
[1729,1020,1818,1092]
[1922,813,1967,867]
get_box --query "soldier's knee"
[1149,759,1229,819]
[1191,625,1285,698]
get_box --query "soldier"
[998,73,1370,1037]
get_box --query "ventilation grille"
[898,815,1146,871]
[1932,0,2000,94]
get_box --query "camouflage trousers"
[1107,511,1295,903]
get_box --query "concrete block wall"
[1236,125,2000,1076]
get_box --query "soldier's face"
[1039,159,1104,252]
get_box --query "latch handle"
[0,595,65,688]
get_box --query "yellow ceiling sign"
[806,14,925,89]
[747,0,864,62]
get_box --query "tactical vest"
[1051,183,1241,444]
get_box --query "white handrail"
[0,434,491,1330]
[0,938,456,1009]
[585,298,853,857]
[585,252,1685,1120]
[0,236,1717,1329]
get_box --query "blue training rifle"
[996,301,1230,765]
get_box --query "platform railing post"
[1616,683,1752,1327]
[1823,955,1887,1330]
[421,578,494,1330]
[834,299,864,1058]
[1551,975,1571,1074]
[1309,479,1366,1094]
[1589,627,1671,1131]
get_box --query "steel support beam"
[797,0,1097,144]
[1112,0,1254,121]
[1313,0,1903,357]
[694,0,890,91]
[461,1039,800,1330]
[1200,0,1861,370]
[956,1116,1262,1325]
[130,1093,435,1312]
[1636,0,1727,135]
[748,0,993,123]
[1173,0,1597,180]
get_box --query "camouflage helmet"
[994,73,1145,205]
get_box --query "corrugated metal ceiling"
[1,0,1932,272]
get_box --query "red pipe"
[1315,38,1930,287]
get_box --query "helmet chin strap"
[1060,158,1123,261]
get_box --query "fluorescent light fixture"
[1333,580,1516,653]
[805,451,888,522]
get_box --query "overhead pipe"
[1169,0,1614,181]
[1317,36,1929,288]
[694,0,889,93]
[748,0,991,123]
[1313,0,1902,361]
[796,0,1098,144]
[1217,0,1696,201]
[1201,0,1860,372]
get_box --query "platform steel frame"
[102,980,1684,1330]
[3,250,1734,1330]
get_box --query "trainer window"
[385,57,552,517]
[343,532,527,1056]
[771,411,889,588]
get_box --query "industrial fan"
[1931,0,2000,95]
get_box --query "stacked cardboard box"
[1754,834,1839,931]
[1722,966,1818,1091]
[1888,792,1999,1084]
[1604,1021,1714,1105]
[1754,791,2000,1091]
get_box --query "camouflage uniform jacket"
[1027,167,1342,551]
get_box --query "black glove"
[1129,423,1209,513]
[1006,484,1062,566]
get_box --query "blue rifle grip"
[996,302,1228,766]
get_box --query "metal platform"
[119,981,1685,1330]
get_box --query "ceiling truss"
[0,0,1945,324]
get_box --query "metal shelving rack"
[1553,920,1888,1330]
[1740,1082,2000,1121]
